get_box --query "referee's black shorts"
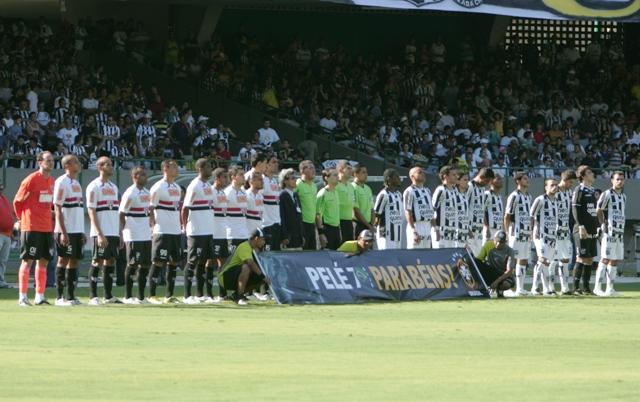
[187,235,214,264]
[55,232,84,259]
[20,231,53,261]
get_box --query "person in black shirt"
[571,165,598,294]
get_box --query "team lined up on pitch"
[11,151,626,306]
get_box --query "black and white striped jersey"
[101,124,120,153]
[53,107,68,125]
[597,189,626,241]
[95,112,108,133]
[432,185,458,241]
[466,181,485,234]
[70,144,86,158]
[402,185,433,223]
[555,188,573,240]
[455,188,470,242]
[483,189,503,232]
[18,109,29,128]
[136,123,157,149]
[25,144,43,169]
[374,188,404,242]
[505,190,532,241]
[530,194,558,241]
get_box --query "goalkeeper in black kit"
[571,165,599,295]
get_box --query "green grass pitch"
[2,284,640,401]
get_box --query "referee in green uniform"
[296,160,318,250]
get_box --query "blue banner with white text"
[257,248,490,304]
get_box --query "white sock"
[547,260,557,292]
[516,264,526,292]
[606,265,617,292]
[19,292,27,300]
[540,263,549,293]
[594,262,606,292]
[531,263,539,292]
[557,262,568,293]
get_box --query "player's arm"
[372,191,387,227]
[181,186,194,233]
[530,197,541,239]
[431,187,443,240]
[12,175,33,221]
[148,186,158,228]
[86,183,105,246]
[53,180,69,245]
[315,190,327,247]
[596,191,608,231]
[503,193,515,235]
[403,189,417,236]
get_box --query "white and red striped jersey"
[119,184,151,242]
[224,185,249,240]
[86,178,120,237]
[183,177,215,236]
[54,174,84,234]
[150,179,182,235]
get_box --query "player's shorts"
[125,241,152,266]
[574,232,597,259]
[406,222,431,249]
[213,238,230,259]
[508,236,531,260]
[376,237,401,250]
[187,235,214,264]
[20,231,53,261]
[218,264,264,292]
[92,236,119,260]
[534,237,556,261]
[555,239,573,261]
[55,232,84,259]
[602,235,624,260]
[152,234,182,263]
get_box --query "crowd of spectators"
[194,29,640,178]
[0,18,309,172]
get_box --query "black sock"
[66,268,77,300]
[582,263,593,291]
[124,265,135,299]
[55,266,65,299]
[103,266,114,299]
[137,266,148,300]
[205,265,214,297]
[89,264,99,298]
[195,264,205,298]
[149,265,160,296]
[573,263,584,291]
[184,264,195,298]
[166,266,177,297]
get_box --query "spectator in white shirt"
[257,117,280,149]
[319,110,337,133]
[36,102,50,127]
[238,141,257,163]
[81,89,99,114]
[57,119,79,149]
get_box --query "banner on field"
[324,0,640,22]
[257,248,490,304]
